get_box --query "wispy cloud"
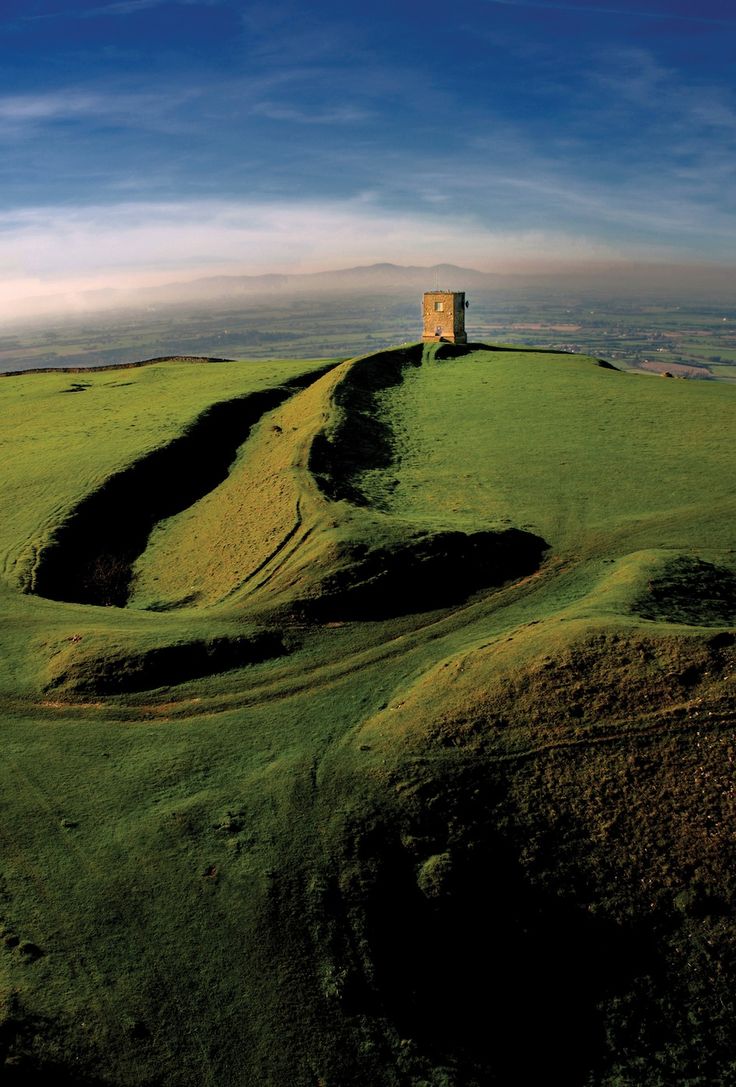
[584,47,736,197]
[0,87,199,136]
[24,0,224,19]
[241,3,361,65]
[87,0,175,13]
[594,46,736,130]
[0,92,103,123]
[482,0,736,25]
[250,101,373,125]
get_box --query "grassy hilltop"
[0,343,735,1086]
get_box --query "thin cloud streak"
[0,92,102,123]
[482,0,736,24]
[0,87,202,138]
[23,0,223,20]
[250,102,374,125]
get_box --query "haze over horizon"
[3,0,736,319]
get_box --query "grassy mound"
[0,343,734,1086]
[30,369,333,607]
[316,623,736,1083]
[361,345,735,556]
[300,526,548,620]
[632,556,736,626]
[128,360,348,610]
[131,344,549,617]
[0,356,334,596]
[308,342,423,505]
[45,630,290,696]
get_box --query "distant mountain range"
[99,262,506,306]
[8,261,736,324]
[6,263,505,322]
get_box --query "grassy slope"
[364,348,734,551]
[0,359,333,594]
[128,360,354,610]
[0,346,734,1086]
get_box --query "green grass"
[0,345,735,1086]
[129,362,351,611]
[0,358,333,595]
[362,348,735,556]
[708,362,736,379]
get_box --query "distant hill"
[116,262,505,305]
[8,259,736,323]
[16,262,506,318]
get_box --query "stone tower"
[422,290,467,344]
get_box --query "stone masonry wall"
[422,291,467,343]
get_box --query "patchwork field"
[0,343,734,1086]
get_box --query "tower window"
[434,301,444,312]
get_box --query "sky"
[2,0,736,313]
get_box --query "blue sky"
[1,0,735,309]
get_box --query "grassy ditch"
[29,367,335,607]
